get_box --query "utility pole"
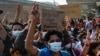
[53,0,56,7]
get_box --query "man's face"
[12,25,23,31]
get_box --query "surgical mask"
[49,42,62,52]
[12,31,21,38]
[42,32,47,39]
[82,39,86,43]
[65,43,75,49]
[71,28,74,31]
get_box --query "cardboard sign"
[41,9,64,31]
[0,4,28,23]
[0,23,7,40]
[60,3,81,19]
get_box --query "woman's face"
[47,35,62,52]
[48,35,61,43]
[93,44,100,55]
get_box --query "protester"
[80,28,100,56]
[87,42,100,56]
[0,4,24,56]
[0,2,100,56]
[90,23,100,42]
[0,38,4,56]
[25,3,71,56]
[78,32,87,47]
[0,10,4,56]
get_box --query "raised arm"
[1,12,9,26]
[80,31,91,56]
[0,23,7,40]
[25,3,40,56]
[63,16,70,31]
[14,4,21,23]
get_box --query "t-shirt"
[85,21,93,30]
[14,29,28,54]
[38,47,71,56]
[0,39,4,56]
[90,30,96,40]
[74,41,83,53]
[3,35,13,56]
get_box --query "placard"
[41,9,64,31]
[60,3,81,19]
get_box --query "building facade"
[0,0,55,8]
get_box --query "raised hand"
[16,4,22,14]
[4,12,10,18]
[31,3,40,20]
[1,12,10,25]
[25,3,40,56]
[14,3,22,23]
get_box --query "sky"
[29,0,67,5]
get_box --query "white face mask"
[49,42,62,52]
[71,28,74,31]
[12,31,21,38]
[65,43,75,49]
[42,32,47,39]
[82,39,86,43]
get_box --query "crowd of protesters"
[0,3,100,56]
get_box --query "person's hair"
[0,10,3,14]
[87,17,93,21]
[78,32,86,39]
[12,22,24,29]
[92,18,96,21]
[44,30,62,42]
[10,48,24,56]
[62,30,72,46]
[96,24,100,28]
[88,42,100,56]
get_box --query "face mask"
[12,31,21,38]
[71,28,74,31]
[65,43,75,49]
[82,39,86,43]
[49,42,62,52]
[65,43,71,49]
[42,32,47,39]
